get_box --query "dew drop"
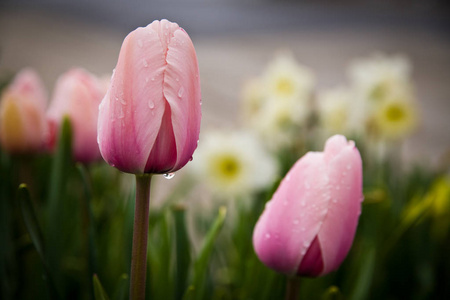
[301,227,306,232]
[143,59,149,67]
[303,241,310,247]
[151,77,155,82]
[346,164,352,170]
[118,106,125,119]
[148,100,155,109]
[336,185,341,190]
[178,87,184,98]
[293,219,299,225]
[137,39,143,48]
[120,98,127,105]
[286,174,291,181]
[176,77,179,82]
[301,249,307,255]
[189,156,194,162]
[332,198,337,203]
[265,233,271,239]
[164,173,175,179]
[145,77,149,83]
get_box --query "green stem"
[285,276,300,300]
[130,174,152,300]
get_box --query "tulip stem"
[130,174,152,300]
[285,276,301,300]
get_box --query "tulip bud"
[0,68,48,153]
[97,19,201,174]
[253,135,363,277]
[47,68,107,163]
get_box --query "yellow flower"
[372,93,418,140]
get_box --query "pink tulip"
[0,68,48,153]
[97,19,201,174]
[253,135,363,277]
[47,68,107,163]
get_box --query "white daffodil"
[317,86,364,135]
[348,53,412,102]
[190,130,278,197]
[263,51,315,103]
[371,89,419,140]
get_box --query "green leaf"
[112,274,129,300]
[18,184,61,300]
[191,206,227,300]
[349,248,376,300]
[173,203,191,300]
[93,274,110,300]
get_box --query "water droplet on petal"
[143,59,149,67]
[164,173,175,179]
[301,201,306,207]
[301,227,306,232]
[332,198,337,203]
[347,164,352,170]
[283,200,288,206]
[303,241,311,247]
[176,77,179,82]
[120,98,126,105]
[145,77,149,83]
[293,219,299,225]
[178,87,184,98]
[148,100,155,109]
[265,233,271,239]
[137,39,143,48]
[151,77,155,81]
[189,156,194,161]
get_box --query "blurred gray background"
[1,0,449,167]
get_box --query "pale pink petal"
[253,152,332,275]
[98,24,167,173]
[317,135,363,275]
[163,27,201,171]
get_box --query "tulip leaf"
[112,274,129,300]
[191,206,227,300]
[348,247,376,300]
[76,163,99,297]
[172,203,191,300]
[93,274,110,300]
[18,184,61,300]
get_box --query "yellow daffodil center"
[385,103,405,123]
[217,155,241,180]
[275,77,295,98]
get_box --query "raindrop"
[265,233,271,239]
[164,173,175,179]
[151,77,155,82]
[148,100,155,109]
[301,227,306,232]
[145,77,149,83]
[178,87,184,98]
[346,164,352,170]
[143,59,149,67]
[303,241,311,247]
[286,174,291,181]
[301,249,307,255]
[120,98,127,105]
[293,219,299,225]
[137,39,143,48]
[336,185,341,190]
[189,156,194,161]
[332,198,337,203]
[176,77,179,82]
[118,106,125,119]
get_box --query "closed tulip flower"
[253,135,363,277]
[0,68,48,153]
[47,68,107,163]
[97,19,201,174]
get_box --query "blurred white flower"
[371,88,419,140]
[263,51,315,103]
[190,130,278,197]
[317,86,363,135]
[241,51,315,149]
[348,53,419,141]
[349,53,412,102]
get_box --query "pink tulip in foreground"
[97,19,201,174]
[0,68,48,153]
[253,135,363,277]
[47,68,107,163]
[97,20,201,300]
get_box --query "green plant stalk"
[130,174,152,300]
[285,276,300,300]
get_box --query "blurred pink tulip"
[0,68,48,153]
[97,19,201,174]
[253,135,363,277]
[47,68,107,163]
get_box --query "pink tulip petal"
[99,24,167,173]
[10,68,48,110]
[163,28,201,171]
[297,236,324,277]
[317,135,363,275]
[253,152,332,275]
